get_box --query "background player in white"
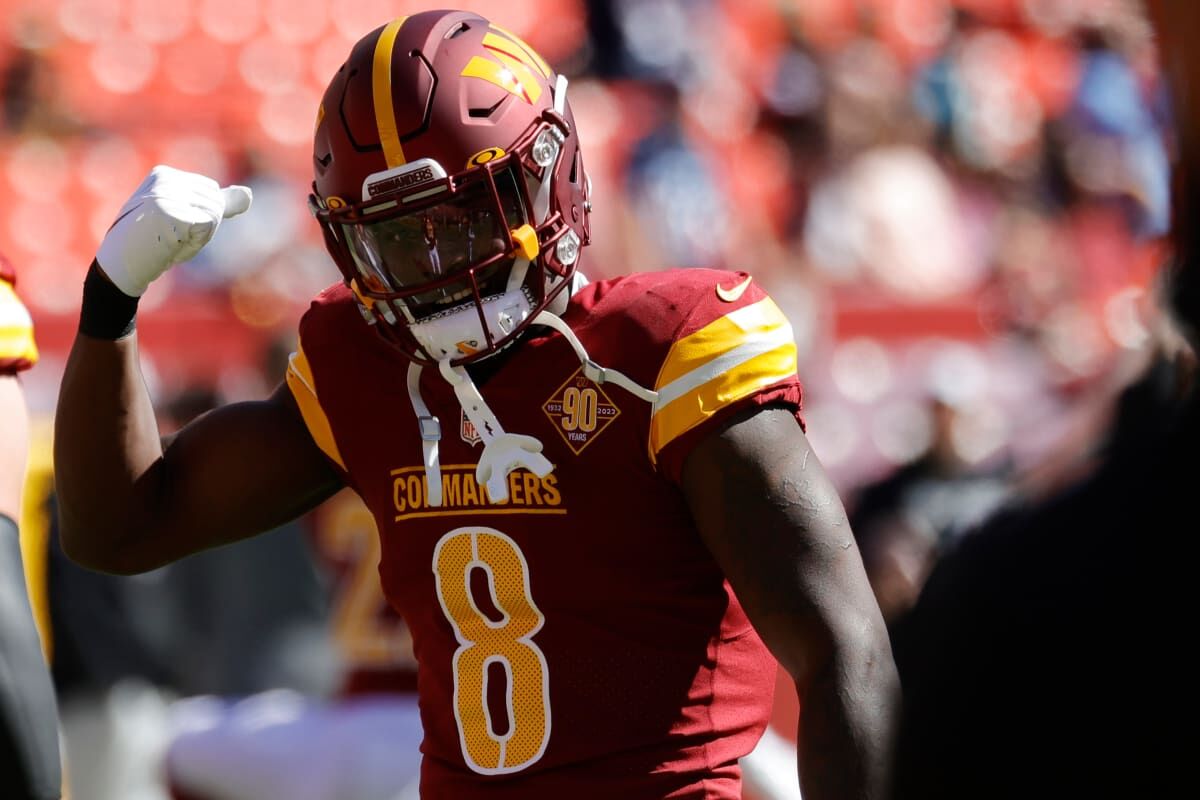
[164,489,423,800]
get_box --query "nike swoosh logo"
[716,275,753,303]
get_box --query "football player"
[165,484,800,800]
[54,10,898,799]
[0,253,62,799]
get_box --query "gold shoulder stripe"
[372,16,409,168]
[649,298,797,462]
[656,297,791,389]
[286,345,347,471]
[0,280,37,365]
[0,326,38,364]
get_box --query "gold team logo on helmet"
[460,28,551,105]
[542,368,620,455]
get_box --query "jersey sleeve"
[285,287,352,476]
[647,272,803,484]
[0,255,37,375]
[286,343,348,472]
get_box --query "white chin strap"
[406,362,445,507]
[402,75,648,506]
[438,358,554,503]
[529,311,659,402]
[404,309,658,507]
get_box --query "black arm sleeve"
[0,514,62,799]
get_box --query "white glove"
[95,165,253,297]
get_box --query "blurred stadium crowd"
[0,0,1184,798]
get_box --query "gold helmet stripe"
[372,16,410,168]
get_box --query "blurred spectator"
[848,391,1013,627]
[888,1,1200,793]
[623,81,731,269]
[804,143,982,297]
[151,382,332,698]
[888,307,1196,799]
[1067,15,1169,236]
[0,22,82,137]
[164,488,422,800]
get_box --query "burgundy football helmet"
[310,10,591,365]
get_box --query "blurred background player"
[0,251,61,799]
[13,331,414,800]
[164,487,423,800]
[39,371,331,800]
[164,477,801,800]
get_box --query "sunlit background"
[0,0,1174,797]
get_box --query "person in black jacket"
[890,5,1199,796]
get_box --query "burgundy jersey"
[307,489,418,696]
[287,268,803,799]
[0,252,37,374]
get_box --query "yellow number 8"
[433,527,550,774]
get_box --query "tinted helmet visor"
[342,167,528,320]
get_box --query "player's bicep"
[681,405,880,681]
[115,384,342,572]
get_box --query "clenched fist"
[95,165,253,297]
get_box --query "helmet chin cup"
[510,224,540,261]
[408,284,534,360]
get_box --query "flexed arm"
[55,166,341,575]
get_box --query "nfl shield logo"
[460,409,482,446]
